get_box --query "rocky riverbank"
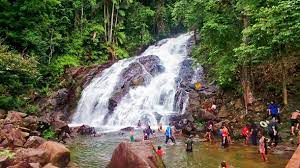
[0,110,99,168]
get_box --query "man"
[268,101,280,123]
[165,123,175,144]
[290,110,300,135]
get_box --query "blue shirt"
[268,104,279,115]
[165,126,172,137]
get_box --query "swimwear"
[291,119,299,126]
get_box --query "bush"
[50,55,80,77]
[0,96,26,110]
[24,104,39,114]
[42,128,56,140]
[0,150,15,159]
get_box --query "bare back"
[291,112,300,119]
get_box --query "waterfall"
[71,33,193,129]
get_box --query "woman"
[258,132,268,161]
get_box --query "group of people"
[128,101,300,165]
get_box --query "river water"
[69,131,290,168]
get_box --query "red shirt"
[156,149,164,157]
[242,127,249,136]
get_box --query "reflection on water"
[68,131,291,168]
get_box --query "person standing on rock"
[268,101,280,123]
[165,123,175,144]
[290,110,300,136]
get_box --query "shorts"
[291,119,299,126]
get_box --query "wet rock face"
[76,125,96,135]
[107,55,165,118]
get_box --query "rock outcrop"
[107,55,164,118]
[108,142,165,168]
[38,141,70,167]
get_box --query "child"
[242,124,250,145]
[259,133,268,161]
[221,125,229,148]
[130,129,135,142]
[156,146,164,157]
[186,135,193,152]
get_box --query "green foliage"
[42,128,56,140]
[174,0,300,89]
[24,104,39,114]
[50,55,80,77]
[0,96,26,110]
[0,150,15,159]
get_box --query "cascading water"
[71,33,193,130]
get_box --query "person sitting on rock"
[156,146,164,157]
[290,110,300,136]
[185,135,193,152]
[165,123,176,144]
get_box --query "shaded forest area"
[0,0,299,112]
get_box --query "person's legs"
[291,119,296,135]
[165,136,169,144]
[274,135,279,146]
[171,136,176,143]
[261,152,267,161]
[277,115,281,123]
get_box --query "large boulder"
[107,142,165,168]
[11,148,49,166]
[38,141,70,167]
[24,136,46,148]
[76,125,96,135]
[5,111,26,125]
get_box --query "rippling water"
[68,131,291,168]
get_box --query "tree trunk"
[104,2,107,41]
[113,11,118,44]
[80,0,84,37]
[109,2,115,43]
[242,14,250,114]
[281,52,288,105]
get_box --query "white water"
[71,33,192,129]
